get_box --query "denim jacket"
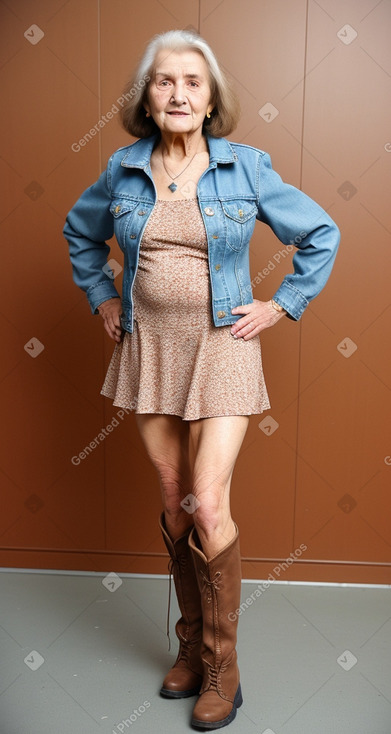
[63,132,340,333]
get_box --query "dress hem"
[100,390,271,421]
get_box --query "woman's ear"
[142,88,151,117]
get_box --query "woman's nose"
[171,82,186,104]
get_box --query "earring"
[206,111,211,119]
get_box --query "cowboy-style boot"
[188,522,243,729]
[159,512,204,698]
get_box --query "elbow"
[330,221,341,259]
[332,221,341,247]
[319,219,340,258]
[63,215,73,240]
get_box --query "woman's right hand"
[97,298,123,342]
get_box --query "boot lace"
[176,635,194,663]
[199,569,221,601]
[208,665,219,690]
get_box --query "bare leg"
[188,415,249,559]
[134,413,194,540]
[135,413,249,559]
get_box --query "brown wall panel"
[0,0,107,570]
[0,0,390,582]
[295,0,391,575]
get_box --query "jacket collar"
[120,131,236,168]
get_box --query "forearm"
[63,162,120,314]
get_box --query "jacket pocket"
[109,199,139,217]
[221,200,258,251]
[110,199,139,249]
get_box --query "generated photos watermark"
[111,701,151,733]
[228,543,308,621]
[71,403,138,465]
[71,75,150,152]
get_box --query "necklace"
[161,149,199,193]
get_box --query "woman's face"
[144,49,213,136]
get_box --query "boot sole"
[190,683,243,729]
[160,683,202,699]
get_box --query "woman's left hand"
[230,299,286,340]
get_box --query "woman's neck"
[157,130,208,161]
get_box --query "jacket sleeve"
[63,157,121,315]
[256,151,340,320]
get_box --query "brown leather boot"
[189,523,243,729]
[159,512,204,698]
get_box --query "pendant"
[168,182,177,193]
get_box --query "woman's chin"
[160,118,198,134]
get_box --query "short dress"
[100,198,271,421]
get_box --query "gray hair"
[119,29,240,138]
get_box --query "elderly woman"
[63,29,340,730]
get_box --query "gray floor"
[0,570,390,734]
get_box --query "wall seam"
[97,0,102,175]
[97,0,108,553]
[292,0,310,553]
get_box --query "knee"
[192,486,226,535]
[157,465,190,518]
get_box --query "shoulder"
[226,139,270,160]
[206,132,269,165]
[107,136,147,165]
[111,141,137,157]
[220,138,274,174]
[109,135,157,166]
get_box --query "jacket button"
[130,234,136,239]
[217,310,226,318]
[138,210,147,215]
[215,264,221,271]
[115,205,121,214]
[204,207,215,216]
[238,209,244,217]
[212,234,218,239]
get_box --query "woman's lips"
[167,111,189,116]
